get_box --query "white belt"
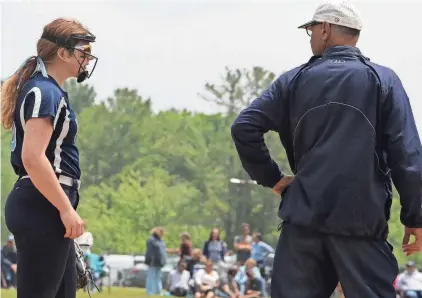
[20,175,80,191]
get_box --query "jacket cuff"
[401,211,422,228]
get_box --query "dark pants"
[271,224,398,298]
[171,287,188,297]
[5,178,79,298]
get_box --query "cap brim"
[298,20,319,29]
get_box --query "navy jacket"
[231,46,422,239]
[145,234,166,268]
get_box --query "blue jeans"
[404,290,421,298]
[146,266,162,295]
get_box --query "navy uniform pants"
[5,178,79,298]
[271,224,399,298]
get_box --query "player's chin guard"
[40,30,98,83]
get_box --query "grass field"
[1,287,157,298]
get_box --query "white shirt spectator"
[75,231,94,254]
[169,269,190,291]
[397,269,422,291]
[195,268,219,288]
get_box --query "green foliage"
[1,129,16,242]
[0,66,414,269]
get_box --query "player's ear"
[56,47,72,62]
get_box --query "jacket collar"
[322,46,367,59]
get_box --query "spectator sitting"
[1,235,17,288]
[192,255,208,278]
[187,249,203,278]
[194,260,220,298]
[85,252,106,290]
[235,258,263,295]
[242,268,263,298]
[203,228,227,265]
[397,261,422,298]
[168,261,190,297]
[216,265,240,298]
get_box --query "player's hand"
[60,207,85,239]
[402,226,422,256]
[272,175,294,195]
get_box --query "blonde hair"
[244,258,257,268]
[192,248,202,260]
[151,226,164,236]
[1,18,89,130]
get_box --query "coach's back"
[280,46,393,238]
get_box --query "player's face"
[71,41,94,76]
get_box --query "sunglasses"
[73,44,92,54]
[305,22,322,37]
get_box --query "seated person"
[397,262,422,298]
[187,249,205,278]
[235,258,263,295]
[84,252,106,292]
[1,235,17,288]
[216,266,240,298]
[194,260,220,298]
[242,269,263,298]
[168,260,190,297]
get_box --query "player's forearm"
[23,154,73,213]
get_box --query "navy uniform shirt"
[231,46,422,238]
[10,72,81,180]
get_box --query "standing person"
[203,228,227,264]
[167,232,193,261]
[231,1,422,297]
[145,227,167,295]
[233,223,253,265]
[250,232,274,274]
[2,18,98,298]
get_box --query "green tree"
[64,78,96,114]
[1,130,16,242]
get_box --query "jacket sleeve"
[231,76,288,188]
[145,239,152,265]
[203,241,210,259]
[382,72,422,228]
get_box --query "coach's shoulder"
[365,60,402,91]
[276,56,321,85]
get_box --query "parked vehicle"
[122,255,180,288]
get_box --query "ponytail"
[1,58,37,130]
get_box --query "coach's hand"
[272,175,294,195]
[60,207,85,239]
[402,226,422,256]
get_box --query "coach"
[231,1,422,297]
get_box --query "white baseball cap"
[298,0,363,31]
